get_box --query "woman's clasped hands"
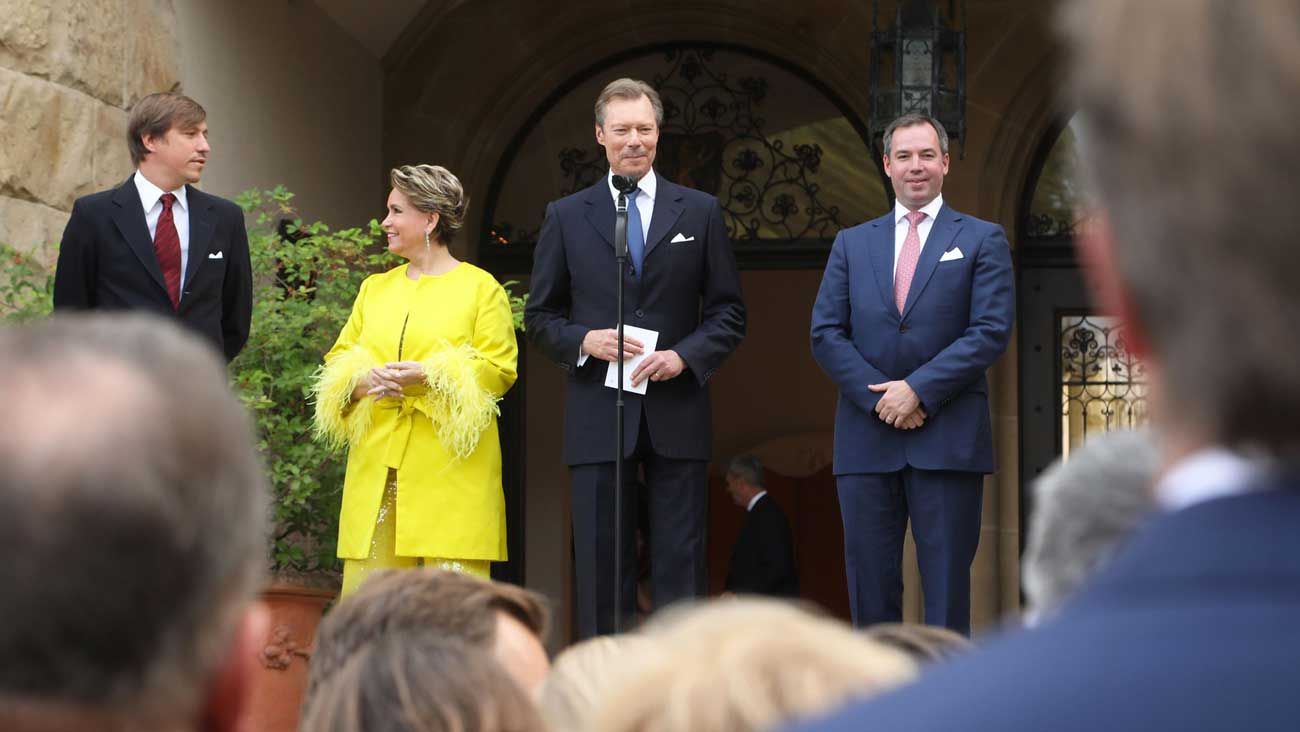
[366,361,426,400]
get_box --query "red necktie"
[154,192,182,309]
[894,210,926,313]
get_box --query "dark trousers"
[837,468,983,635]
[570,412,708,639]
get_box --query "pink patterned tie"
[894,210,926,313]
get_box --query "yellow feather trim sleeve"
[311,345,376,451]
[416,343,501,460]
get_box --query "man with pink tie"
[811,113,1014,635]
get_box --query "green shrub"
[0,243,55,321]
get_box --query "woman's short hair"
[595,599,917,732]
[300,632,546,732]
[390,164,469,245]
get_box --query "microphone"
[611,174,639,195]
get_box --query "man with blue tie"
[525,78,746,639]
[811,113,1014,634]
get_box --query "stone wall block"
[0,196,69,255]
[0,68,98,210]
[94,103,132,190]
[0,1,54,75]
[124,0,180,104]
[50,0,129,108]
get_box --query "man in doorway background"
[723,454,799,599]
[810,113,1014,634]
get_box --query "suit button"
[899,324,909,333]
[635,309,645,318]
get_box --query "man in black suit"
[794,1,1300,730]
[53,92,252,362]
[525,77,746,638]
[723,455,798,598]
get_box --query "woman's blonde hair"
[537,634,664,731]
[594,599,917,732]
[390,164,469,245]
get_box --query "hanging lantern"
[868,0,968,157]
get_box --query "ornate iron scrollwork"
[1059,315,1149,448]
[1026,212,1079,239]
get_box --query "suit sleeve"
[52,201,95,310]
[668,196,747,386]
[221,209,253,362]
[524,201,591,372]
[905,224,1015,415]
[810,230,894,414]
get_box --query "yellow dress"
[312,263,518,595]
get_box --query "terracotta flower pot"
[238,583,336,732]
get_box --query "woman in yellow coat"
[313,164,518,596]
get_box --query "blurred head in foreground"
[0,313,269,732]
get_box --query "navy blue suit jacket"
[52,177,253,362]
[810,206,1013,475]
[792,480,1300,731]
[524,175,746,465]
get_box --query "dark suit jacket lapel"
[643,176,685,262]
[901,205,963,319]
[184,186,216,290]
[582,181,615,249]
[868,213,897,315]
[110,178,168,294]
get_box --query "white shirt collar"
[134,170,188,212]
[894,193,943,225]
[746,490,767,513]
[607,168,657,204]
[1153,447,1267,512]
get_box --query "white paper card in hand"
[604,325,659,395]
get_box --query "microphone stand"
[611,178,633,633]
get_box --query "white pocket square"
[208,251,224,260]
[939,248,963,262]
[670,233,696,244]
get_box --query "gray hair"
[390,164,469,245]
[0,314,268,726]
[1023,430,1160,616]
[1062,0,1300,456]
[594,78,665,128]
[882,113,949,156]
[727,454,765,489]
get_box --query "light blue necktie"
[626,188,645,276]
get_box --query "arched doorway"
[478,43,888,623]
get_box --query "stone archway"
[381,0,1069,641]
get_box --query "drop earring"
[424,230,431,251]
